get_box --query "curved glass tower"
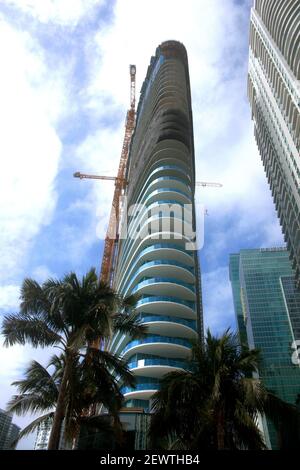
[109,41,202,411]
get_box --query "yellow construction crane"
[77,65,136,288]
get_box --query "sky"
[0,0,284,449]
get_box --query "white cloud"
[83,0,251,113]
[0,16,64,288]
[72,126,125,237]
[31,265,57,282]
[0,339,55,449]
[202,267,235,334]
[5,0,104,27]
[0,285,20,311]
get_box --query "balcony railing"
[132,277,195,294]
[127,357,190,370]
[123,335,192,354]
[121,382,160,395]
[136,313,196,330]
[136,295,195,310]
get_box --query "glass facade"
[0,409,20,450]
[229,248,300,449]
[34,416,52,450]
[109,41,202,411]
[281,275,300,342]
[229,253,248,347]
[248,0,300,286]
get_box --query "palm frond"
[47,353,65,370]
[112,312,147,339]
[232,406,266,449]
[239,377,266,410]
[11,360,58,395]
[264,390,300,428]
[20,279,50,316]
[120,294,137,310]
[67,324,94,351]
[85,348,135,388]
[2,314,62,347]
[15,413,54,444]
[82,268,98,290]
[6,393,55,415]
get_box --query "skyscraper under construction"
[109,41,203,426]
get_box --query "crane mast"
[100,65,136,286]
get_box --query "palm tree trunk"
[216,409,225,450]
[48,354,72,450]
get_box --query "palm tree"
[8,353,133,448]
[7,358,59,446]
[2,268,146,449]
[150,329,300,450]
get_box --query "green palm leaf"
[2,315,62,347]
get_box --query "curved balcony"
[143,187,192,206]
[128,199,192,228]
[128,357,189,370]
[138,259,195,275]
[146,164,191,185]
[137,243,195,265]
[144,176,192,195]
[128,164,192,209]
[135,214,194,241]
[109,305,197,355]
[122,260,195,294]
[125,204,194,255]
[127,357,191,377]
[146,163,192,184]
[116,230,195,281]
[126,198,193,245]
[136,313,197,339]
[132,277,196,300]
[115,244,195,295]
[148,164,191,181]
[136,314,196,329]
[121,382,160,400]
[121,214,194,263]
[119,225,193,280]
[142,259,195,272]
[122,334,192,359]
[146,199,193,214]
[116,243,195,287]
[136,295,196,319]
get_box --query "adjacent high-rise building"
[34,418,71,450]
[34,417,52,450]
[229,248,300,449]
[0,409,20,450]
[248,0,300,285]
[109,41,202,419]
